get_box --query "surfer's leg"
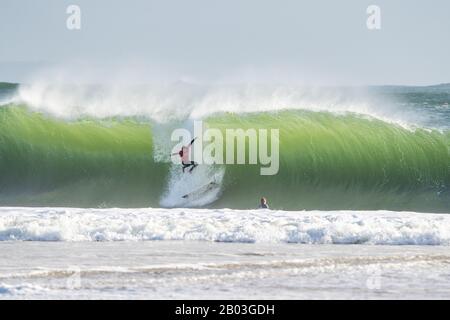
[189,161,198,173]
[182,162,190,173]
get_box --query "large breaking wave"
[0,82,448,211]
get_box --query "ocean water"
[1,239,450,299]
[1,207,450,299]
[0,82,448,211]
[0,82,449,299]
[0,207,449,244]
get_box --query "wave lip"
[0,207,449,245]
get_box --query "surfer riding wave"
[171,137,198,173]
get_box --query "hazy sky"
[0,0,449,85]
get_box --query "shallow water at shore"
[1,241,450,299]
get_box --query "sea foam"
[0,207,449,245]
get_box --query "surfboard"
[182,181,219,199]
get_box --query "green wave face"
[0,105,449,211]
[0,105,169,207]
[207,112,450,211]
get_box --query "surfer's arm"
[171,152,179,156]
[188,137,197,147]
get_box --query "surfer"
[171,137,198,173]
[258,197,269,209]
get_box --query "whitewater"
[2,207,450,299]
[0,207,449,244]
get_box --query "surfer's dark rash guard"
[182,161,196,167]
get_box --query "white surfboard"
[182,181,219,199]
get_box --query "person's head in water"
[259,197,269,209]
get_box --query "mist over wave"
[15,81,445,129]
